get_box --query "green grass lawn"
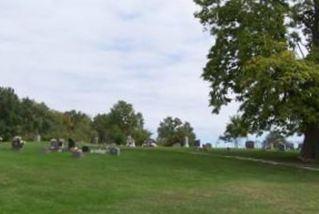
[0,143,318,214]
[200,148,311,164]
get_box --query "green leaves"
[157,117,196,146]
[195,0,288,114]
[194,0,319,137]
[93,101,150,145]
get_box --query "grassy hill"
[0,143,318,214]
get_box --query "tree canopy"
[0,87,150,145]
[262,131,287,150]
[93,101,151,145]
[194,0,319,160]
[157,117,196,146]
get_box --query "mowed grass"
[202,148,312,164]
[0,143,318,214]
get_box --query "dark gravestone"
[245,141,255,149]
[109,146,120,156]
[195,140,201,147]
[277,143,286,152]
[82,146,90,153]
[285,143,294,151]
[12,136,24,150]
[68,138,76,150]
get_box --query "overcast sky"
[0,0,243,144]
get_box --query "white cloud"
[0,0,239,143]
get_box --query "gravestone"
[184,136,190,148]
[285,143,294,151]
[278,143,286,152]
[91,149,107,155]
[143,139,157,148]
[126,135,136,148]
[203,143,212,150]
[173,143,182,148]
[68,138,76,150]
[35,134,41,142]
[195,140,201,148]
[12,136,24,150]
[49,138,59,151]
[109,146,120,156]
[82,146,90,153]
[58,139,65,149]
[245,141,255,149]
[71,148,83,158]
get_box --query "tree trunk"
[300,126,319,162]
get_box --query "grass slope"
[0,143,318,214]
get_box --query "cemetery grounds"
[0,142,318,214]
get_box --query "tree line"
[0,87,196,146]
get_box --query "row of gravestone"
[90,135,158,148]
[7,136,120,157]
[48,138,121,157]
[126,136,158,148]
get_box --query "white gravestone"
[184,136,190,148]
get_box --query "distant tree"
[20,98,52,140]
[109,101,143,135]
[93,101,150,145]
[178,122,196,146]
[44,110,68,140]
[263,131,287,150]
[63,110,95,142]
[93,114,110,143]
[157,117,196,146]
[0,88,149,144]
[0,87,22,140]
[220,116,248,148]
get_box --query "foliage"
[63,110,96,142]
[93,101,151,145]
[0,87,22,140]
[0,87,149,144]
[157,117,196,146]
[220,115,248,142]
[194,0,319,159]
[262,131,287,149]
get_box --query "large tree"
[194,0,319,161]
